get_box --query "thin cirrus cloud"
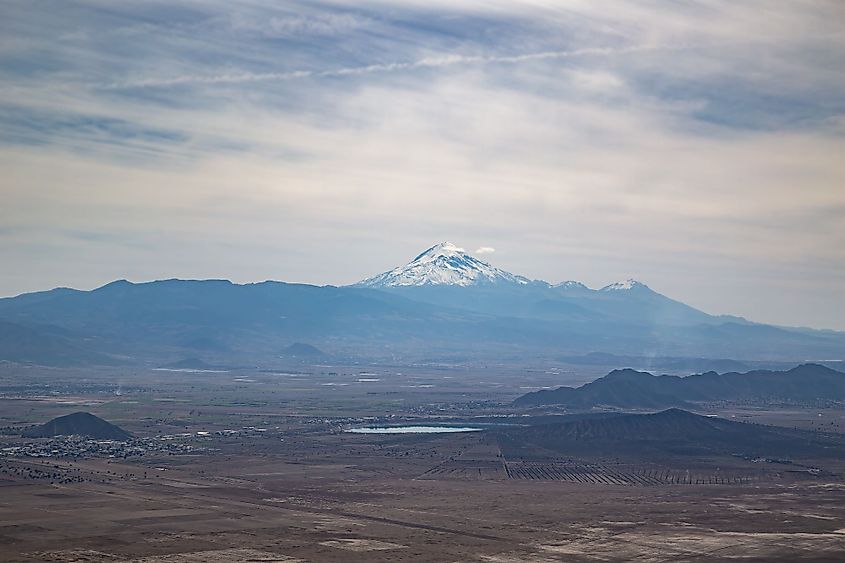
[103,44,660,90]
[0,1,843,330]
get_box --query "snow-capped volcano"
[600,278,650,292]
[355,242,659,295]
[356,242,531,287]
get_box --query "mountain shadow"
[495,408,845,460]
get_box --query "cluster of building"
[0,424,300,460]
[0,435,199,459]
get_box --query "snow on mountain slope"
[356,242,533,287]
[356,242,659,296]
[600,279,650,292]
[554,281,589,290]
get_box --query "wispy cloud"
[103,44,660,90]
[475,247,495,254]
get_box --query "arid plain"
[1,363,844,562]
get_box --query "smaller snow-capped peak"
[357,242,531,288]
[554,280,588,290]
[600,278,649,291]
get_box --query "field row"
[504,462,758,485]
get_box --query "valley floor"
[2,456,844,562]
[1,364,844,562]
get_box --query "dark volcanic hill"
[23,412,132,440]
[514,364,845,409]
[507,409,749,443]
[496,408,844,459]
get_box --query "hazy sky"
[1,1,843,329]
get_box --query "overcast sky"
[1,1,843,329]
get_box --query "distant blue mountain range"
[0,243,842,366]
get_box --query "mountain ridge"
[514,363,845,408]
[355,241,653,291]
[0,243,842,366]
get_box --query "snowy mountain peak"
[357,242,531,288]
[600,278,649,291]
[412,241,467,262]
[554,280,588,290]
